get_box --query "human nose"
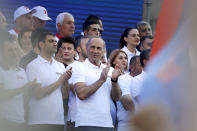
[71,23,75,28]
[52,40,57,46]
[63,49,69,53]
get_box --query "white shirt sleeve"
[118,75,130,96]
[72,63,85,85]
[26,62,41,83]
[130,86,138,98]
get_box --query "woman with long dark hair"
[120,27,140,69]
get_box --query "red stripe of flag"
[150,0,185,59]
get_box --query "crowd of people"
[0,5,154,131]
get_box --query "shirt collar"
[38,55,55,64]
[56,33,62,39]
[84,59,105,69]
[122,46,139,56]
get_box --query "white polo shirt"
[121,46,140,69]
[0,66,27,123]
[26,55,65,125]
[133,71,146,98]
[72,59,114,127]
[66,61,83,122]
[116,73,143,127]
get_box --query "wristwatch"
[111,78,118,83]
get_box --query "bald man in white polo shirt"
[72,37,122,131]
[26,31,72,131]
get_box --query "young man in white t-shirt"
[65,36,90,131]
[26,31,72,131]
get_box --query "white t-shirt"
[0,67,27,123]
[121,46,140,70]
[116,73,144,127]
[133,71,146,98]
[72,59,114,127]
[66,61,83,122]
[26,55,65,125]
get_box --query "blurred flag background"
[134,0,197,130]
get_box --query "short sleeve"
[72,63,85,85]
[118,75,130,96]
[26,62,41,83]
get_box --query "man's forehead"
[46,35,55,39]
[90,38,103,45]
[141,25,150,29]
[90,24,100,28]
[62,42,74,47]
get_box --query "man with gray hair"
[55,12,75,42]
[137,21,153,38]
[72,36,122,131]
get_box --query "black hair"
[137,35,153,52]
[75,35,90,47]
[129,55,140,72]
[119,27,135,48]
[140,49,151,67]
[57,37,76,53]
[37,31,53,43]
[85,15,101,23]
[82,21,100,31]
[31,28,50,48]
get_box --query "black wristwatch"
[111,78,118,83]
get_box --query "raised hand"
[58,67,72,85]
[65,67,72,80]
[112,64,123,80]
[99,62,110,83]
